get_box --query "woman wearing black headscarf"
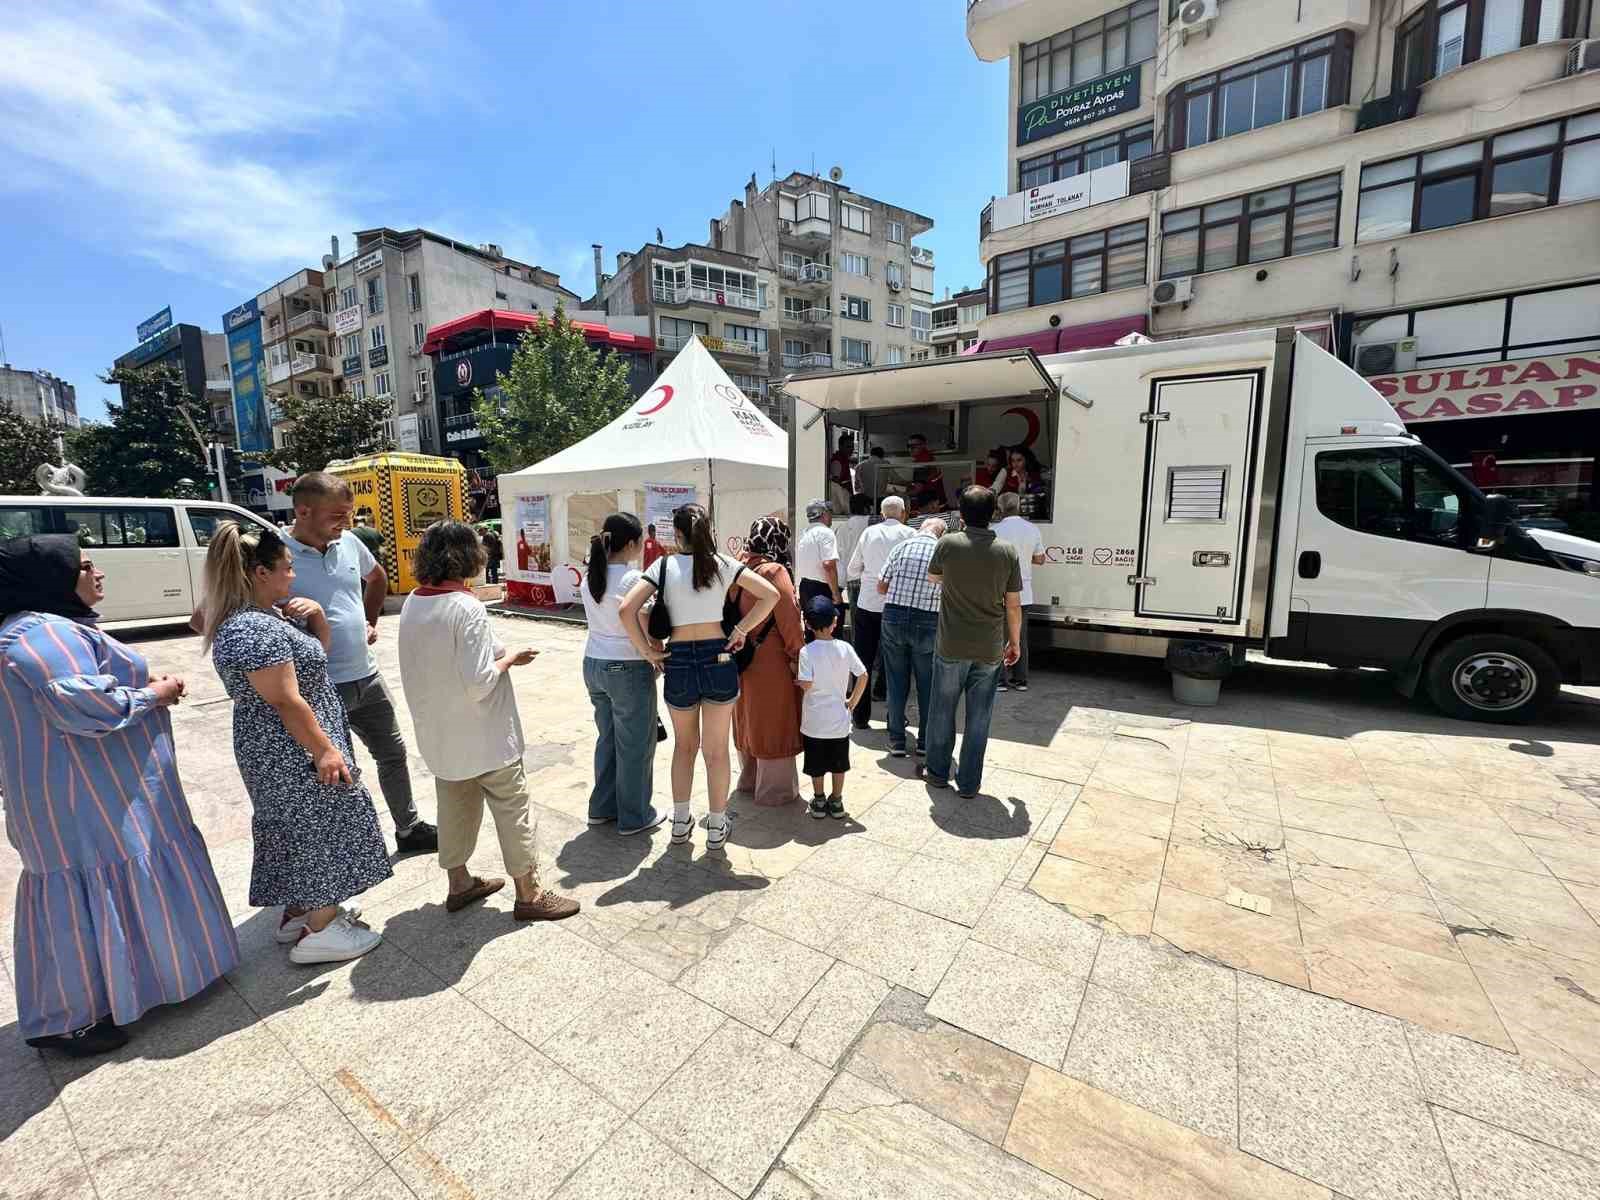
[0,536,238,1056]
[731,517,805,807]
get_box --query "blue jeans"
[583,658,660,831]
[923,653,1002,795]
[880,605,938,751]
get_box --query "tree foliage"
[473,304,633,473]
[68,363,214,497]
[260,389,392,474]
[0,403,71,494]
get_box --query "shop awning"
[966,314,1147,356]
[422,309,655,355]
[781,349,1057,414]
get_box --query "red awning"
[421,309,655,356]
[966,315,1147,356]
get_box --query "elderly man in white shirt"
[795,498,843,636]
[994,491,1048,691]
[845,495,915,728]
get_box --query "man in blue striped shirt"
[875,517,945,756]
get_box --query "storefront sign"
[334,305,363,335]
[118,325,180,368]
[990,161,1132,233]
[136,305,173,343]
[1018,64,1141,146]
[342,354,363,376]
[224,298,259,333]
[1372,354,1600,424]
[227,319,269,453]
[355,249,384,274]
[368,344,389,368]
[1129,151,1171,195]
[434,342,512,399]
[396,413,420,452]
[445,424,483,444]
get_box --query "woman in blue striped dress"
[0,535,238,1056]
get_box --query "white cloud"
[0,0,446,278]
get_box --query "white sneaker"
[670,812,695,845]
[706,813,733,852]
[289,913,381,964]
[275,903,362,945]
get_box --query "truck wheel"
[1424,633,1559,724]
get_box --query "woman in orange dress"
[731,518,805,807]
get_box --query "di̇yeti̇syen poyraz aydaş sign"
[1018,65,1141,146]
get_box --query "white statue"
[36,462,86,497]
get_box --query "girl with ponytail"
[619,502,778,852]
[578,511,666,835]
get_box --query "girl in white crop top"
[619,503,777,853]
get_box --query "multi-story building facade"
[930,286,990,358]
[712,171,936,390]
[967,0,1600,522]
[595,241,780,420]
[0,365,78,427]
[113,322,229,429]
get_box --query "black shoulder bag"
[646,558,673,641]
[722,564,774,673]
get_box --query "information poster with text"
[644,483,696,539]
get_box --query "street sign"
[137,305,173,343]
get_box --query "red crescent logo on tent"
[1004,406,1042,447]
[636,384,673,415]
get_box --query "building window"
[885,345,906,365]
[842,294,872,321]
[341,285,358,311]
[887,220,905,243]
[343,334,361,358]
[1356,110,1600,242]
[1161,174,1341,278]
[758,280,769,308]
[961,335,980,351]
[1019,121,1155,190]
[1021,1,1158,103]
[370,324,386,349]
[414,368,431,399]
[723,322,768,352]
[689,261,759,305]
[660,316,709,349]
[885,261,905,289]
[373,372,392,397]
[1396,0,1573,89]
[841,204,871,234]
[413,322,426,347]
[350,379,367,401]
[989,220,1148,312]
[959,302,987,326]
[910,308,932,342]
[1167,34,1352,151]
[366,277,384,315]
[932,306,957,330]
[841,337,872,366]
[887,303,906,327]
[911,349,931,362]
[730,372,765,398]
[840,252,870,276]
[407,273,422,311]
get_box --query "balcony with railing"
[701,335,762,358]
[651,281,761,311]
[778,215,831,245]
[781,261,833,289]
[780,306,833,329]
[911,328,931,343]
[781,351,833,372]
[266,353,334,384]
[910,245,935,267]
[287,309,328,335]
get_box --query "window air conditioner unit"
[887,280,902,292]
[1150,276,1193,307]
[1567,40,1600,76]
[1175,0,1218,33]
[1354,337,1418,376]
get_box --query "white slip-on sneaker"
[670,812,695,845]
[275,903,362,945]
[705,814,733,852]
[289,913,381,964]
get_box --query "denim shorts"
[663,637,740,710]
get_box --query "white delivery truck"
[784,327,1600,724]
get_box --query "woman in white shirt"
[581,512,666,835]
[620,504,777,851]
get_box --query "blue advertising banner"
[1017,64,1142,146]
[223,298,259,333]
[136,305,173,343]
[227,313,269,454]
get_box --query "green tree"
[473,304,633,473]
[0,403,71,494]
[69,363,214,497]
[261,389,392,474]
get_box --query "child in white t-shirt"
[796,596,867,820]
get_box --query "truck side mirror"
[1476,494,1516,549]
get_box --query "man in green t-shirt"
[923,486,1022,798]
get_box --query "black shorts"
[802,735,851,777]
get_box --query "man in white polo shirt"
[845,495,914,728]
[794,498,842,613]
[280,472,437,854]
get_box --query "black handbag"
[646,557,672,641]
[723,565,774,673]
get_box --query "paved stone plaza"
[3,616,1599,1199]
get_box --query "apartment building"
[930,286,990,358]
[595,241,780,420]
[0,365,78,427]
[712,171,936,389]
[967,0,1600,522]
[113,322,230,434]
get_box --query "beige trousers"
[434,761,536,880]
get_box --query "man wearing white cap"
[795,499,841,640]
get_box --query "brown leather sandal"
[445,876,505,912]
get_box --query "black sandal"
[26,1017,128,1057]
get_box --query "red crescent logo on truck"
[637,384,674,415]
[1004,406,1042,447]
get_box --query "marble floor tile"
[826,897,970,996]
[394,1053,624,1200]
[845,988,1032,1146]
[1471,962,1600,1076]
[1271,767,1385,812]
[927,939,1085,1068]
[1153,884,1309,990]
[783,1071,1090,1199]
[344,1167,421,1200]
[550,1121,739,1200]
[637,1021,831,1198]
[1083,759,1182,806]
[1378,787,1510,830]
[1431,1106,1599,1200]
[795,835,914,896]
[1049,823,1169,877]
[463,926,636,1047]
[1394,816,1551,875]
[1520,830,1600,886]
[1278,794,1403,846]
[751,1167,820,1199]
[541,968,724,1112]
[1182,727,1272,767]
[774,960,891,1070]
[1159,841,1296,912]
[1007,841,1049,887]
[881,853,1007,927]
[1237,973,1456,1200]
[1405,1025,1600,1164]
[1168,799,1286,855]
[1413,853,1597,935]
[1059,786,1177,838]
[678,922,832,1036]
[1089,930,1238,1021]
[970,884,1103,978]
[1568,879,1600,924]
[1031,853,1159,936]
[1283,830,1431,897]
[0,1102,94,1200]
[1005,1064,1331,1199]
[738,870,868,952]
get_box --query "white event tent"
[495,337,788,601]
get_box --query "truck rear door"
[1134,371,1263,624]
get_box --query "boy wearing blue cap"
[796,596,866,819]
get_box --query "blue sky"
[0,1,1007,423]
